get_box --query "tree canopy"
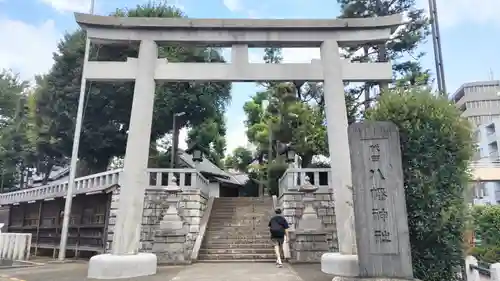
[338,0,431,114]
[33,2,231,174]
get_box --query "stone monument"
[152,177,189,264]
[348,121,413,280]
[75,12,401,279]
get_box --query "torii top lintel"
[74,13,402,48]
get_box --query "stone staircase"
[198,197,275,261]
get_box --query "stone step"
[199,248,274,255]
[203,238,271,245]
[204,234,270,240]
[208,220,270,226]
[209,215,271,219]
[211,208,272,212]
[207,224,269,232]
[212,203,272,206]
[215,197,272,201]
[195,259,276,263]
[205,232,270,238]
[197,253,276,260]
[201,243,272,249]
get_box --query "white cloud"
[40,0,91,13]
[0,17,60,82]
[223,0,242,12]
[417,0,500,27]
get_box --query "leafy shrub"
[267,162,288,196]
[468,246,500,264]
[366,88,474,281]
[472,205,500,247]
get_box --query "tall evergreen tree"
[337,0,431,112]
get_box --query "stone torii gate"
[74,13,401,279]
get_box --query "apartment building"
[451,80,500,127]
[472,120,500,205]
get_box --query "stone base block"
[332,276,418,281]
[321,253,359,277]
[87,253,157,279]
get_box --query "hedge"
[366,88,474,281]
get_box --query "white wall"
[208,182,220,198]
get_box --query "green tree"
[244,51,327,168]
[187,112,227,168]
[338,0,431,114]
[224,146,254,172]
[0,71,38,191]
[366,87,474,281]
[35,2,231,174]
[0,70,29,127]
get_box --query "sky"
[1,0,500,155]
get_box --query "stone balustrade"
[466,256,500,281]
[278,168,339,262]
[0,169,122,205]
[106,169,209,260]
[147,168,210,197]
[0,233,32,261]
[278,168,334,194]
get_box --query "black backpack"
[270,216,284,234]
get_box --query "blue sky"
[1,0,500,154]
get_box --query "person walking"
[268,208,289,267]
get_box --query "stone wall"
[177,189,208,256]
[279,191,338,257]
[289,230,329,263]
[106,187,207,257]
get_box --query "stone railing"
[146,168,210,197]
[0,169,122,205]
[0,233,32,261]
[466,256,500,281]
[278,168,334,194]
[277,168,338,260]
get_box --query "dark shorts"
[271,237,284,246]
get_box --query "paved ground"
[0,261,332,281]
[291,263,333,281]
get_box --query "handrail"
[0,169,122,204]
[470,263,492,277]
[191,197,214,261]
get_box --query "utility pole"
[428,0,447,94]
[260,100,269,197]
[58,0,95,261]
[170,112,185,168]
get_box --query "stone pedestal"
[330,278,418,281]
[297,192,322,231]
[153,228,189,265]
[87,253,157,279]
[151,178,190,264]
[291,230,329,263]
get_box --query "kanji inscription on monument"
[349,122,413,278]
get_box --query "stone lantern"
[159,176,184,230]
[297,176,322,231]
[185,142,206,163]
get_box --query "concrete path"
[171,263,303,281]
[0,261,330,281]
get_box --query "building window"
[475,183,487,198]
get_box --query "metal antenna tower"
[428,0,447,94]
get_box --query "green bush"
[469,246,500,264]
[366,88,474,281]
[472,205,500,247]
[267,162,288,196]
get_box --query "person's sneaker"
[276,263,283,268]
